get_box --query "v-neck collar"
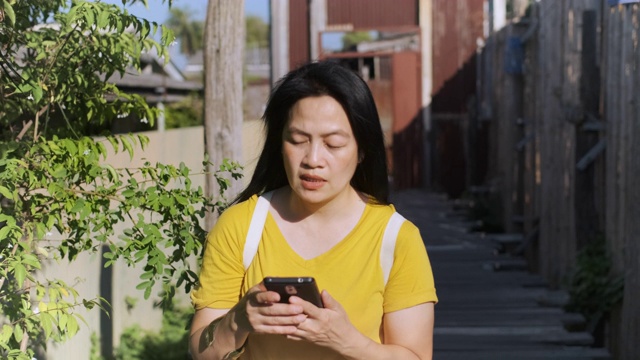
[264,203,371,265]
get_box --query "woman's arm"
[288,291,435,360]
[189,307,236,360]
[381,302,435,359]
[189,284,308,360]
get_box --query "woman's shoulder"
[365,200,402,218]
[216,194,261,225]
[365,201,420,233]
[363,201,400,224]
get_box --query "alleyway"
[390,189,611,360]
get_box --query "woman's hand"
[285,290,366,353]
[284,291,435,360]
[233,282,308,337]
[189,281,309,359]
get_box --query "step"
[485,233,525,254]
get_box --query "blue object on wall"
[608,0,640,5]
[504,36,524,75]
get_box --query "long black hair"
[234,60,389,205]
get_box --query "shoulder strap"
[243,191,273,270]
[243,195,406,286]
[381,212,406,286]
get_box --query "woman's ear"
[358,152,364,164]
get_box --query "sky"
[100,0,270,68]
[99,0,344,69]
[101,0,270,23]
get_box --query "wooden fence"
[476,1,639,358]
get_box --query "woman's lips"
[300,175,325,190]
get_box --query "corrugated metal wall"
[430,0,485,197]
[391,52,423,189]
[326,0,418,29]
[431,0,484,102]
[289,0,310,68]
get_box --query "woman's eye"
[326,142,346,149]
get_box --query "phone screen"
[263,277,323,308]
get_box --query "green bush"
[164,95,203,129]
[115,305,193,360]
[565,236,624,333]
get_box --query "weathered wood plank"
[538,0,570,287]
[620,5,640,359]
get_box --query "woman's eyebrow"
[287,126,350,138]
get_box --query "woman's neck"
[276,186,365,222]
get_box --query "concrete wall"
[44,121,264,359]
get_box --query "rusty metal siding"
[289,0,310,69]
[326,0,418,29]
[431,0,484,109]
[429,0,485,197]
[391,52,422,189]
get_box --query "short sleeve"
[382,221,438,313]
[190,198,256,310]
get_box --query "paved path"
[390,189,611,360]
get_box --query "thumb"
[320,290,341,310]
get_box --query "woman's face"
[282,95,359,206]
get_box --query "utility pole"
[203,0,245,228]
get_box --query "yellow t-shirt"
[191,195,437,360]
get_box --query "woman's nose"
[303,142,324,167]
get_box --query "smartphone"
[263,277,323,308]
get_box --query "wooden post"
[604,4,640,358]
[522,2,541,270]
[574,8,602,250]
[537,0,571,287]
[203,0,245,229]
[500,24,525,234]
[619,5,640,359]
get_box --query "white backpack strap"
[243,191,274,270]
[381,212,406,286]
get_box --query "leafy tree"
[341,31,373,50]
[167,9,267,56]
[166,7,203,56]
[245,15,268,49]
[0,1,240,358]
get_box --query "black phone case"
[264,277,323,308]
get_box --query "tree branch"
[16,120,34,141]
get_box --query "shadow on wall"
[429,54,483,199]
[392,110,424,190]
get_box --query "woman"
[189,60,437,360]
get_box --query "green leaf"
[13,263,27,288]
[0,185,13,200]
[103,164,119,182]
[41,313,54,338]
[33,85,43,103]
[13,325,23,344]
[97,9,109,28]
[0,226,11,240]
[0,324,12,344]
[135,280,151,290]
[66,315,78,337]
[121,137,134,160]
[70,199,86,213]
[59,313,68,330]
[84,7,95,26]
[2,1,15,26]
[22,254,41,269]
[144,285,152,299]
